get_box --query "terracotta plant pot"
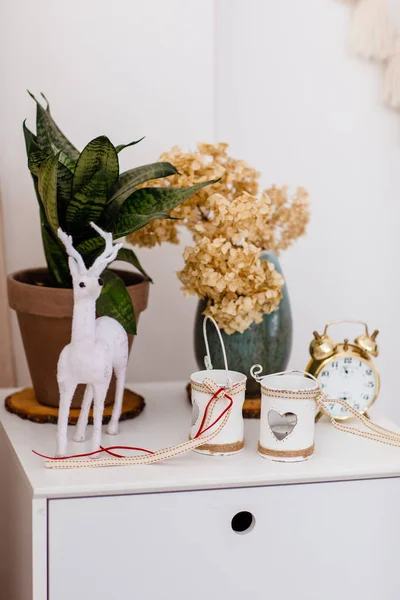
[7,268,149,408]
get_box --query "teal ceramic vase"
[194,251,292,399]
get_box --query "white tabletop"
[1,381,400,499]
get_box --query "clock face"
[317,355,378,418]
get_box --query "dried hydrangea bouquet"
[128,143,310,408]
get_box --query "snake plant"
[23,92,217,334]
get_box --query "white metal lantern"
[251,367,319,462]
[190,316,246,456]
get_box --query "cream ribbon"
[44,378,236,469]
[317,393,400,447]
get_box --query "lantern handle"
[250,366,320,387]
[203,315,232,388]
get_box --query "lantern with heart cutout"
[250,367,319,462]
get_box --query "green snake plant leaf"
[66,169,107,236]
[96,270,136,335]
[111,179,219,239]
[115,247,152,282]
[112,212,177,240]
[76,239,152,281]
[76,235,105,259]
[40,93,79,163]
[23,119,38,154]
[108,162,178,211]
[31,173,42,208]
[56,163,74,220]
[27,91,79,168]
[115,137,145,154]
[73,136,119,196]
[51,144,77,173]
[23,120,46,176]
[27,90,53,154]
[23,118,38,147]
[117,179,219,223]
[40,207,70,286]
[38,152,60,233]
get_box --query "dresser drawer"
[48,477,400,600]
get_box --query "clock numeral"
[363,394,370,401]
[344,358,352,364]
[321,371,329,377]
[341,405,349,413]
[367,381,374,388]
[354,403,360,411]
[366,369,372,376]
[331,362,338,369]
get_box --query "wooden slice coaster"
[185,382,261,419]
[242,397,261,419]
[5,387,145,425]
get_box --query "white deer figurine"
[56,223,128,457]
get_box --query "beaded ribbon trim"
[316,393,400,447]
[261,386,319,401]
[190,379,246,396]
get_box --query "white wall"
[0,0,215,385]
[216,0,400,421]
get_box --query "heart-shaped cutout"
[191,401,200,426]
[268,410,297,441]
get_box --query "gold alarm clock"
[306,320,380,420]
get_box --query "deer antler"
[57,228,87,275]
[89,222,123,276]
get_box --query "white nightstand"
[1,381,400,600]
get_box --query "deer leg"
[73,384,93,442]
[91,382,108,455]
[56,380,77,457]
[107,366,126,436]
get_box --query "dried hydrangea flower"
[190,191,271,246]
[127,219,180,248]
[178,237,284,334]
[126,144,310,252]
[125,141,310,334]
[260,186,311,252]
[127,143,260,247]
[188,185,310,253]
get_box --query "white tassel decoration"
[349,0,395,60]
[384,39,400,108]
